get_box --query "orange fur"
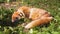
[12,6,53,29]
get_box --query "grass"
[0,0,60,34]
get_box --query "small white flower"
[29,29,33,34]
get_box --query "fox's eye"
[20,14,23,17]
[18,13,23,17]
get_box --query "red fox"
[12,6,53,29]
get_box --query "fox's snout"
[12,12,19,22]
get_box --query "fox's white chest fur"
[12,6,53,29]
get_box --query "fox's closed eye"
[20,14,23,17]
[18,13,23,17]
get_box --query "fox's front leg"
[25,17,53,29]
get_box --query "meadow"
[0,0,60,34]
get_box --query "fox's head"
[12,9,25,22]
